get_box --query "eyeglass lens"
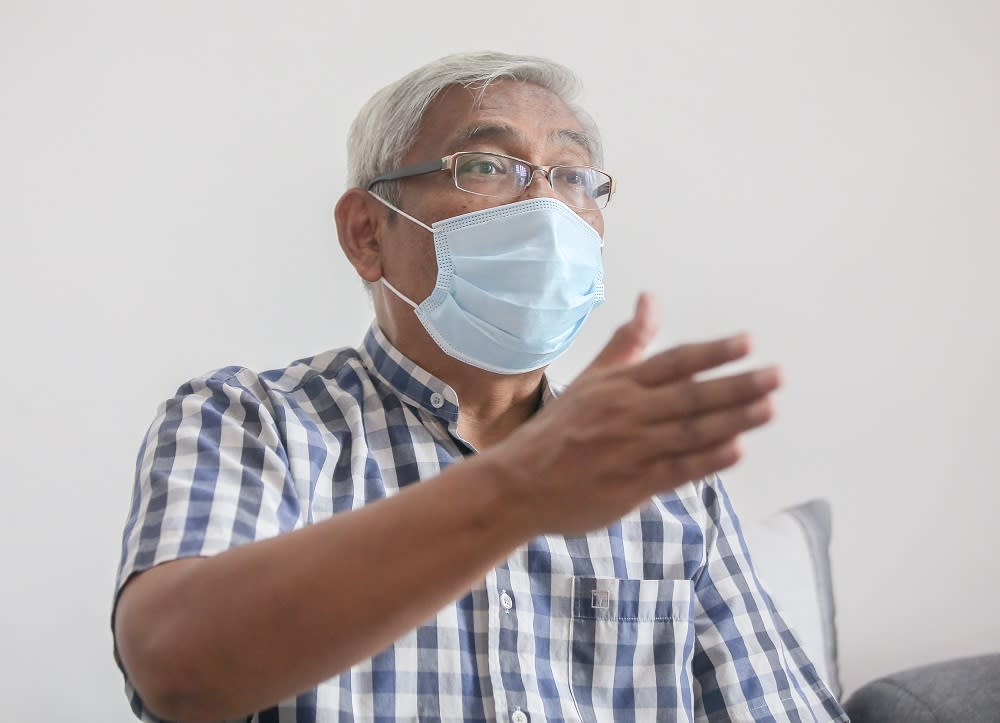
[454,152,612,210]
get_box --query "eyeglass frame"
[366,150,617,211]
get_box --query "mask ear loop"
[381,277,419,309]
[367,191,432,309]
[368,191,434,233]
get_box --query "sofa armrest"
[843,654,1000,722]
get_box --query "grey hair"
[346,51,604,208]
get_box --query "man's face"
[376,80,605,306]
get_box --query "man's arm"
[115,452,539,722]
[115,295,782,722]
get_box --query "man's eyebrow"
[550,128,598,163]
[448,124,597,163]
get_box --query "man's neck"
[375,311,546,450]
[450,367,545,451]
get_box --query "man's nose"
[521,169,560,201]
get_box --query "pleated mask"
[371,194,605,374]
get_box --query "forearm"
[115,453,534,722]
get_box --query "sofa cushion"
[742,499,841,698]
[843,654,1000,722]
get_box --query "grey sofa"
[843,654,1000,723]
[746,501,999,722]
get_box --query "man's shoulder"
[170,345,370,405]
[259,346,367,394]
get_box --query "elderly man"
[113,52,848,722]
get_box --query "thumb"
[585,292,660,373]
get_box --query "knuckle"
[673,382,701,412]
[744,371,765,394]
[650,349,680,381]
[665,346,688,371]
[671,418,701,447]
[615,322,642,348]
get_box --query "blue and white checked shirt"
[115,323,848,722]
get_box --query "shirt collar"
[358,322,560,423]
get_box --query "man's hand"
[488,292,782,536]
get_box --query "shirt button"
[429,392,444,409]
[500,590,514,611]
[511,708,529,723]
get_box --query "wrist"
[471,446,548,541]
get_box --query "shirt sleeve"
[691,476,849,722]
[112,366,305,721]
[115,366,301,597]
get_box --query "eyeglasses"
[367,151,616,211]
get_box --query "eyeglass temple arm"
[366,158,447,189]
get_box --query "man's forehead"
[418,81,594,159]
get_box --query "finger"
[630,332,751,387]
[632,397,774,461]
[638,439,744,494]
[638,366,782,423]
[584,292,660,373]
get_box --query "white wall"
[2,2,997,720]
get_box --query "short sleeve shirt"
[114,323,848,722]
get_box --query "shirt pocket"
[568,576,696,723]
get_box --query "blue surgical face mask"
[370,193,606,374]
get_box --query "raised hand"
[487,293,782,536]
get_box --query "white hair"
[346,51,604,207]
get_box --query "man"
[113,52,848,722]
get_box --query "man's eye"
[559,168,592,187]
[460,159,506,175]
[474,162,501,174]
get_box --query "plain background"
[2,1,998,720]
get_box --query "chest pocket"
[568,576,696,723]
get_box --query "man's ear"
[334,189,385,283]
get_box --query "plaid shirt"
[115,323,848,722]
